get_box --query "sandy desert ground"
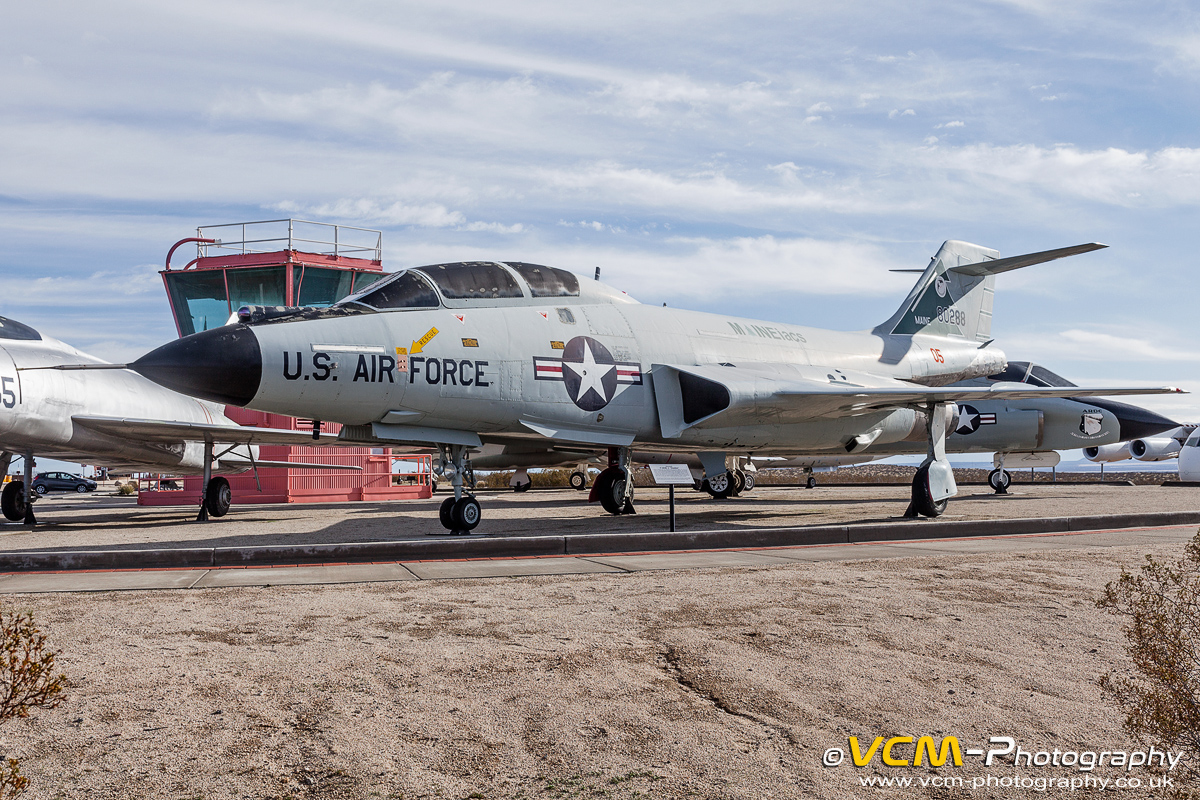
[3,532,1194,799]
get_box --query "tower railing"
[196,219,382,261]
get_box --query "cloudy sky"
[3,0,1198,433]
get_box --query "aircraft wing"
[71,415,342,445]
[651,364,1184,437]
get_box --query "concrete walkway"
[1,523,1192,594]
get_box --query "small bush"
[115,482,136,496]
[0,607,66,799]
[1097,530,1200,790]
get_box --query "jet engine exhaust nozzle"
[131,325,262,406]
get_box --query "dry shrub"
[0,607,66,799]
[1098,530,1200,792]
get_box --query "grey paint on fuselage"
[251,293,997,454]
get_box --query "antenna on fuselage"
[594,267,601,281]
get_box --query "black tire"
[988,468,1012,493]
[1,482,25,522]
[452,496,482,531]
[703,472,733,499]
[76,484,88,493]
[595,469,628,515]
[34,484,47,495]
[910,466,947,518]
[743,473,756,492]
[569,471,587,491]
[806,475,817,489]
[204,477,232,518]
[730,470,746,496]
[439,496,456,529]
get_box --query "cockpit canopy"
[0,316,41,341]
[336,260,584,312]
[987,361,1076,387]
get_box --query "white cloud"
[888,108,916,118]
[927,144,1200,206]
[806,102,832,113]
[935,120,965,128]
[278,198,467,228]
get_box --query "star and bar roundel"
[533,336,643,411]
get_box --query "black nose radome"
[1075,397,1178,441]
[132,325,262,406]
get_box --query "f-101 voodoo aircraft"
[126,240,1184,532]
[0,316,355,524]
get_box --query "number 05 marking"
[930,348,945,364]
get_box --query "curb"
[3,511,1198,573]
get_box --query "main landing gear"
[590,447,636,515]
[698,455,754,499]
[435,444,482,534]
[1,450,37,525]
[510,468,533,493]
[195,439,233,521]
[569,465,590,491]
[904,402,958,519]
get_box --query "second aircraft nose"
[131,325,262,406]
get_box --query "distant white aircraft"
[1084,425,1195,468]
[0,316,356,524]
[1176,428,1200,481]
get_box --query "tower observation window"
[506,262,580,297]
[415,262,523,299]
[347,270,439,310]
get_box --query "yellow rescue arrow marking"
[410,326,439,354]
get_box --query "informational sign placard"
[648,463,695,485]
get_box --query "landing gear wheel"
[910,465,947,518]
[703,472,733,499]
[595,468,631,515]
[806,475,817,489]
[988,468,1012,494]
[439,496,456,529]
[512,481,532,493]
[730,470,746,496]
[203,477,231,518]
[743,472,756,492]
[34,484,47,495]
[451,496,482,532]
[569,471,588,491]
[1,482,25,522]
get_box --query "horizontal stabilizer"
[948,243,1106,277]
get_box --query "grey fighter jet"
[126,240,1184,532]
[0,316,356,524]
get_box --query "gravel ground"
[2,484,1199,553]
[2,535,1194,799]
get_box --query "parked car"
[32,471,97,494]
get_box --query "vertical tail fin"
[877,240,998,342]
[876,240,1106,342]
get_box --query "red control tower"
[139,219,432,506]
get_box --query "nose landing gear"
[435,444,482,534]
